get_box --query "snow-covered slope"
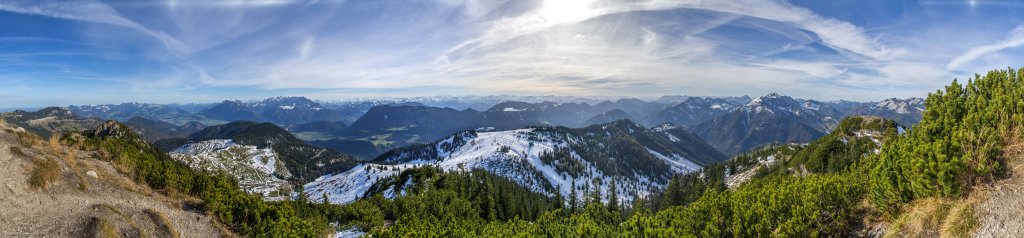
[844,97,925,125]
[305,120,726,205]
[643,97,741,128]
[169,139,292,198]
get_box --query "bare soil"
[0,123,226,237]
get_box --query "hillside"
[583,109,635,126]
[694,93,841,155]
[164,121,359,198]
[0,119,226,237]
[0,107,102,139]
[123,116,206,142]
[305,120,726,205]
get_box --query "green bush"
[869,68,1020,215]
[79,123,328,237]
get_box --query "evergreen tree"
[568,179,579,214]
[590,179,602,205]
[631,192,649,216]
[608,179,620,215]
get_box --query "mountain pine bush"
[870,68,1022,214]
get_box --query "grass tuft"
[28,158,61,190]
[9,146,27,157]
[16,130,36,147]
[145,209,181,238]
[95,218,119,238]
[940,201,978,238]
[49,135,62,155]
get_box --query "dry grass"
[91,217,120,238]
[1003,126,1024,177]
[94,204,146,238]
[145,209,181,238]
[941,200,979,238]
[880,127,1024,237]
[48,135,62,155]
[15,130,36,147]
[884,197,947,238]
[28,158,62,190]
[9,146,27,157]
[60,148,90,191]
[884,190,984,238]
[63,147,79,167]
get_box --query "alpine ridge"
[304,119,726,205]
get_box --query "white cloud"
[754,60,848,78]
[298,37,315,59]
[0,0,191,56]
[443,0,895,63]
[947,25,1024,70]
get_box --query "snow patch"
[334,228,366,238]
[169,139,291,199]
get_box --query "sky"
[1,0,1024,107]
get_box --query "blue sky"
[1,0,1023,107]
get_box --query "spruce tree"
[590,179,603,205]
[608,179,619,215]
[569,179,579,214]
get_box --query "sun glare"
[539,0,595,24]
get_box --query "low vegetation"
[28,158,61,189]
[16,130,37,147]
[91,217,119,238]
[74,123,329,237]
[9,145,27,157]
[144,208,181,238]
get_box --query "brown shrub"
[145,209,181,238]
[16,131,36,147]
[28,158,61,189]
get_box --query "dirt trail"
[0,123,225,237]
[973,132,1024,238]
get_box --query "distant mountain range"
[41,94,923,160]
[642,97,741,128]
[198,97,350,125]
[694,93,841,155]
[1,94,924,203]
[693,94,923,155]
[69,103,210,125]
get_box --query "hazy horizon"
[0,92,932,111]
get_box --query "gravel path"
[973,172,1024,237]
[973,137,1024,238]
